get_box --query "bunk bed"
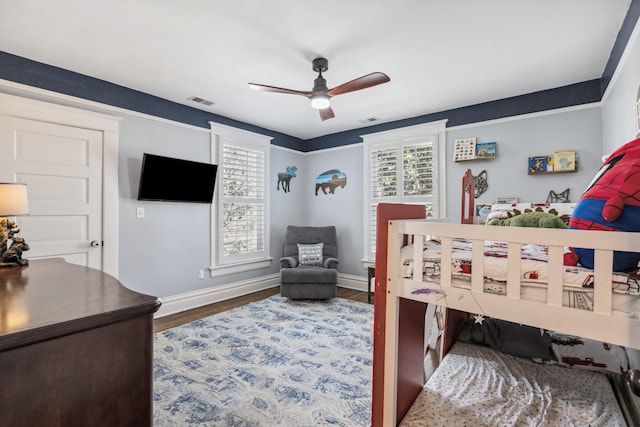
[374,170,640,426]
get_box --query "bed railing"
[385,219,640,350]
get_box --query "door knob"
[90,240,102,247]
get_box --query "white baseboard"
[155,272,369,318]
[338,273,369,292]
[155,273,280,318]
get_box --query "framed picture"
[453,138,476,162]
[475,142,496,159]
[553,150,577,171]
[528,155,552,174]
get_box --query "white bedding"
[401,239,640,316]
[399,342,627,426]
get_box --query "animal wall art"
[315,169,347,195]
[277,166,297,193]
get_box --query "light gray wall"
[446,107,603,218]
[117,118,216,296]
[270,147,306,273]
[113,104,615,299]
[292,108,605,280]
[303,145,365,276]
[602,22,640,153]
[117,121,306,297]
[268,145,366,277]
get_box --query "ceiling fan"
[249,57,390,121]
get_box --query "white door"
[0,116,103,269]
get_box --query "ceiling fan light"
[310,94,330,109]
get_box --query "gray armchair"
[280,225,338,299]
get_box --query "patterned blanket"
[400,239,640,311]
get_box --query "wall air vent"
[188,96,214,106]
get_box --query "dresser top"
[0,258,160,351]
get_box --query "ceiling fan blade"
[327,72,390,97]
[319,106,335,121]
[248,83,312,97]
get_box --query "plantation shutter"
[368,145,398,255]
[367,141,434,255]
[210,122,272,276]
[402,142,434,217]
[363,120,446,262]
[222,144,266,261]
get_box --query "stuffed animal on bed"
[568,137,640,272]
[487,211,567,228]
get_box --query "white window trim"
[361,120,448,266]
[209,122,273,277]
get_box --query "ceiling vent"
[188,96,214,106]
[359,117,380,124]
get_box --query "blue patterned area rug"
[153,295,374,426]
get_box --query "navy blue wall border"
[303,80,602,152]
[0,52,302,150]
[0,0,635,154]
[602,0,639,94]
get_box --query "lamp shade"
[0,183,29,216]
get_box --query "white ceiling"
[0,0,632,140]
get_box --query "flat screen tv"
[137,153,218,203]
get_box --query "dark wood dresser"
[0,258,161,427]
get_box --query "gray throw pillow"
[298,243,323,266]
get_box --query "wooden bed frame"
[371,170,640,426]
[370,170,474,426]
[371,203,427,427]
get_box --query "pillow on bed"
[456,317,555,361]
[549,332,629,374]
[486,203,575,226]
[297,243,324,266]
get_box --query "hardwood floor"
[154,286,371,332]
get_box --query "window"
[210,122,272,276]
[222,145,265,258]
[362,120,447,263]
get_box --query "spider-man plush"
[568,138,640,271]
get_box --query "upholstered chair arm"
[324,257,339,269]
[280,256,298,269]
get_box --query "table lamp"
[0,183,30,267]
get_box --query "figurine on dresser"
[0,218,29,267]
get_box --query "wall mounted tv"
[137,153,218,203]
